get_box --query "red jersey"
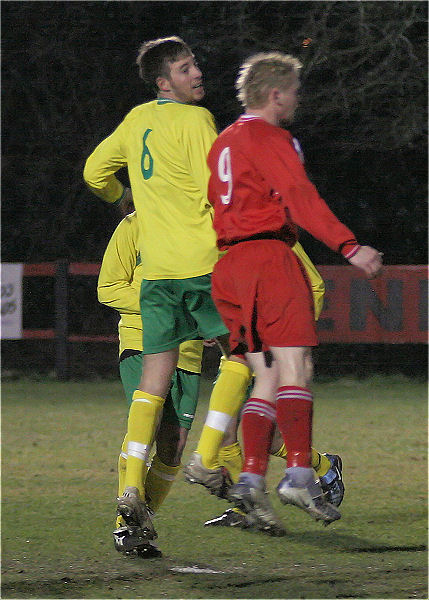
[207,115,358,257]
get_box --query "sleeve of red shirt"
[256,128,360,258]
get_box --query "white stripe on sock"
[127,441,150,461]
[149,467,176,482]
[242,402,276,421]
[277,390,313,402]
[205,410,232,432]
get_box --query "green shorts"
[140,274,228,354]
[119,350,200,430]
[163,367,200,430]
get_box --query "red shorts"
[211,240,318,353]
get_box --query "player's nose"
[192,64,203,78]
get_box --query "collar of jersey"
[157,97,184,105]
[239,114,264,121]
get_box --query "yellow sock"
[196,360,252,469]
[313,452,331,477]
[145,454,180,513]
[271,443,331,476]
[271,442,287,460]
[117,434,128,498]
[124,391,164,498]
[232,507,247,516]
[218,442,243,484]
[115,515,126,528]
[115,434,128,528]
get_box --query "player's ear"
[156,76,171,93]
[270,88,281,105]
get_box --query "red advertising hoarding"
[316,265,427,343]
[7,262,427,344]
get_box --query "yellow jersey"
[97,212,203,373]
[292,241,325,320]
[84,99,219,280]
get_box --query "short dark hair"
[136,36,193,91]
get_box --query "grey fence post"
[55,260,69,380]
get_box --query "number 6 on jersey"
[218,146,232,204]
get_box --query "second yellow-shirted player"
[97,211,204,556]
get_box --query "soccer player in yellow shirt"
[98,211,204,556]
[84,36,253,547]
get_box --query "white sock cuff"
[276,388,313,403]
[242,400,276,421]
[205,410,232,432]
[127,441,151,462]
[149,467,176,482]
[132,397,154,404]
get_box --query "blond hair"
[235,52,302,108]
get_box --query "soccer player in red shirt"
[207,52,383,528]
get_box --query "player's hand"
[348,245,383,279]
[118,187,134,216]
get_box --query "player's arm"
[258,134,382,276]
[97,214,140,314]
[347,245,383,278]
[83,121,128,205]
[258,135,358,254]
[291,241,325,320]
[182,108,218,203]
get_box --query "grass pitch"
[1,375,427,599]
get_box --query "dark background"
[2,1,427,378]
[2,1,427,264]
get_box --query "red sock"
[241,398,276,476]
[276,386,313,468]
